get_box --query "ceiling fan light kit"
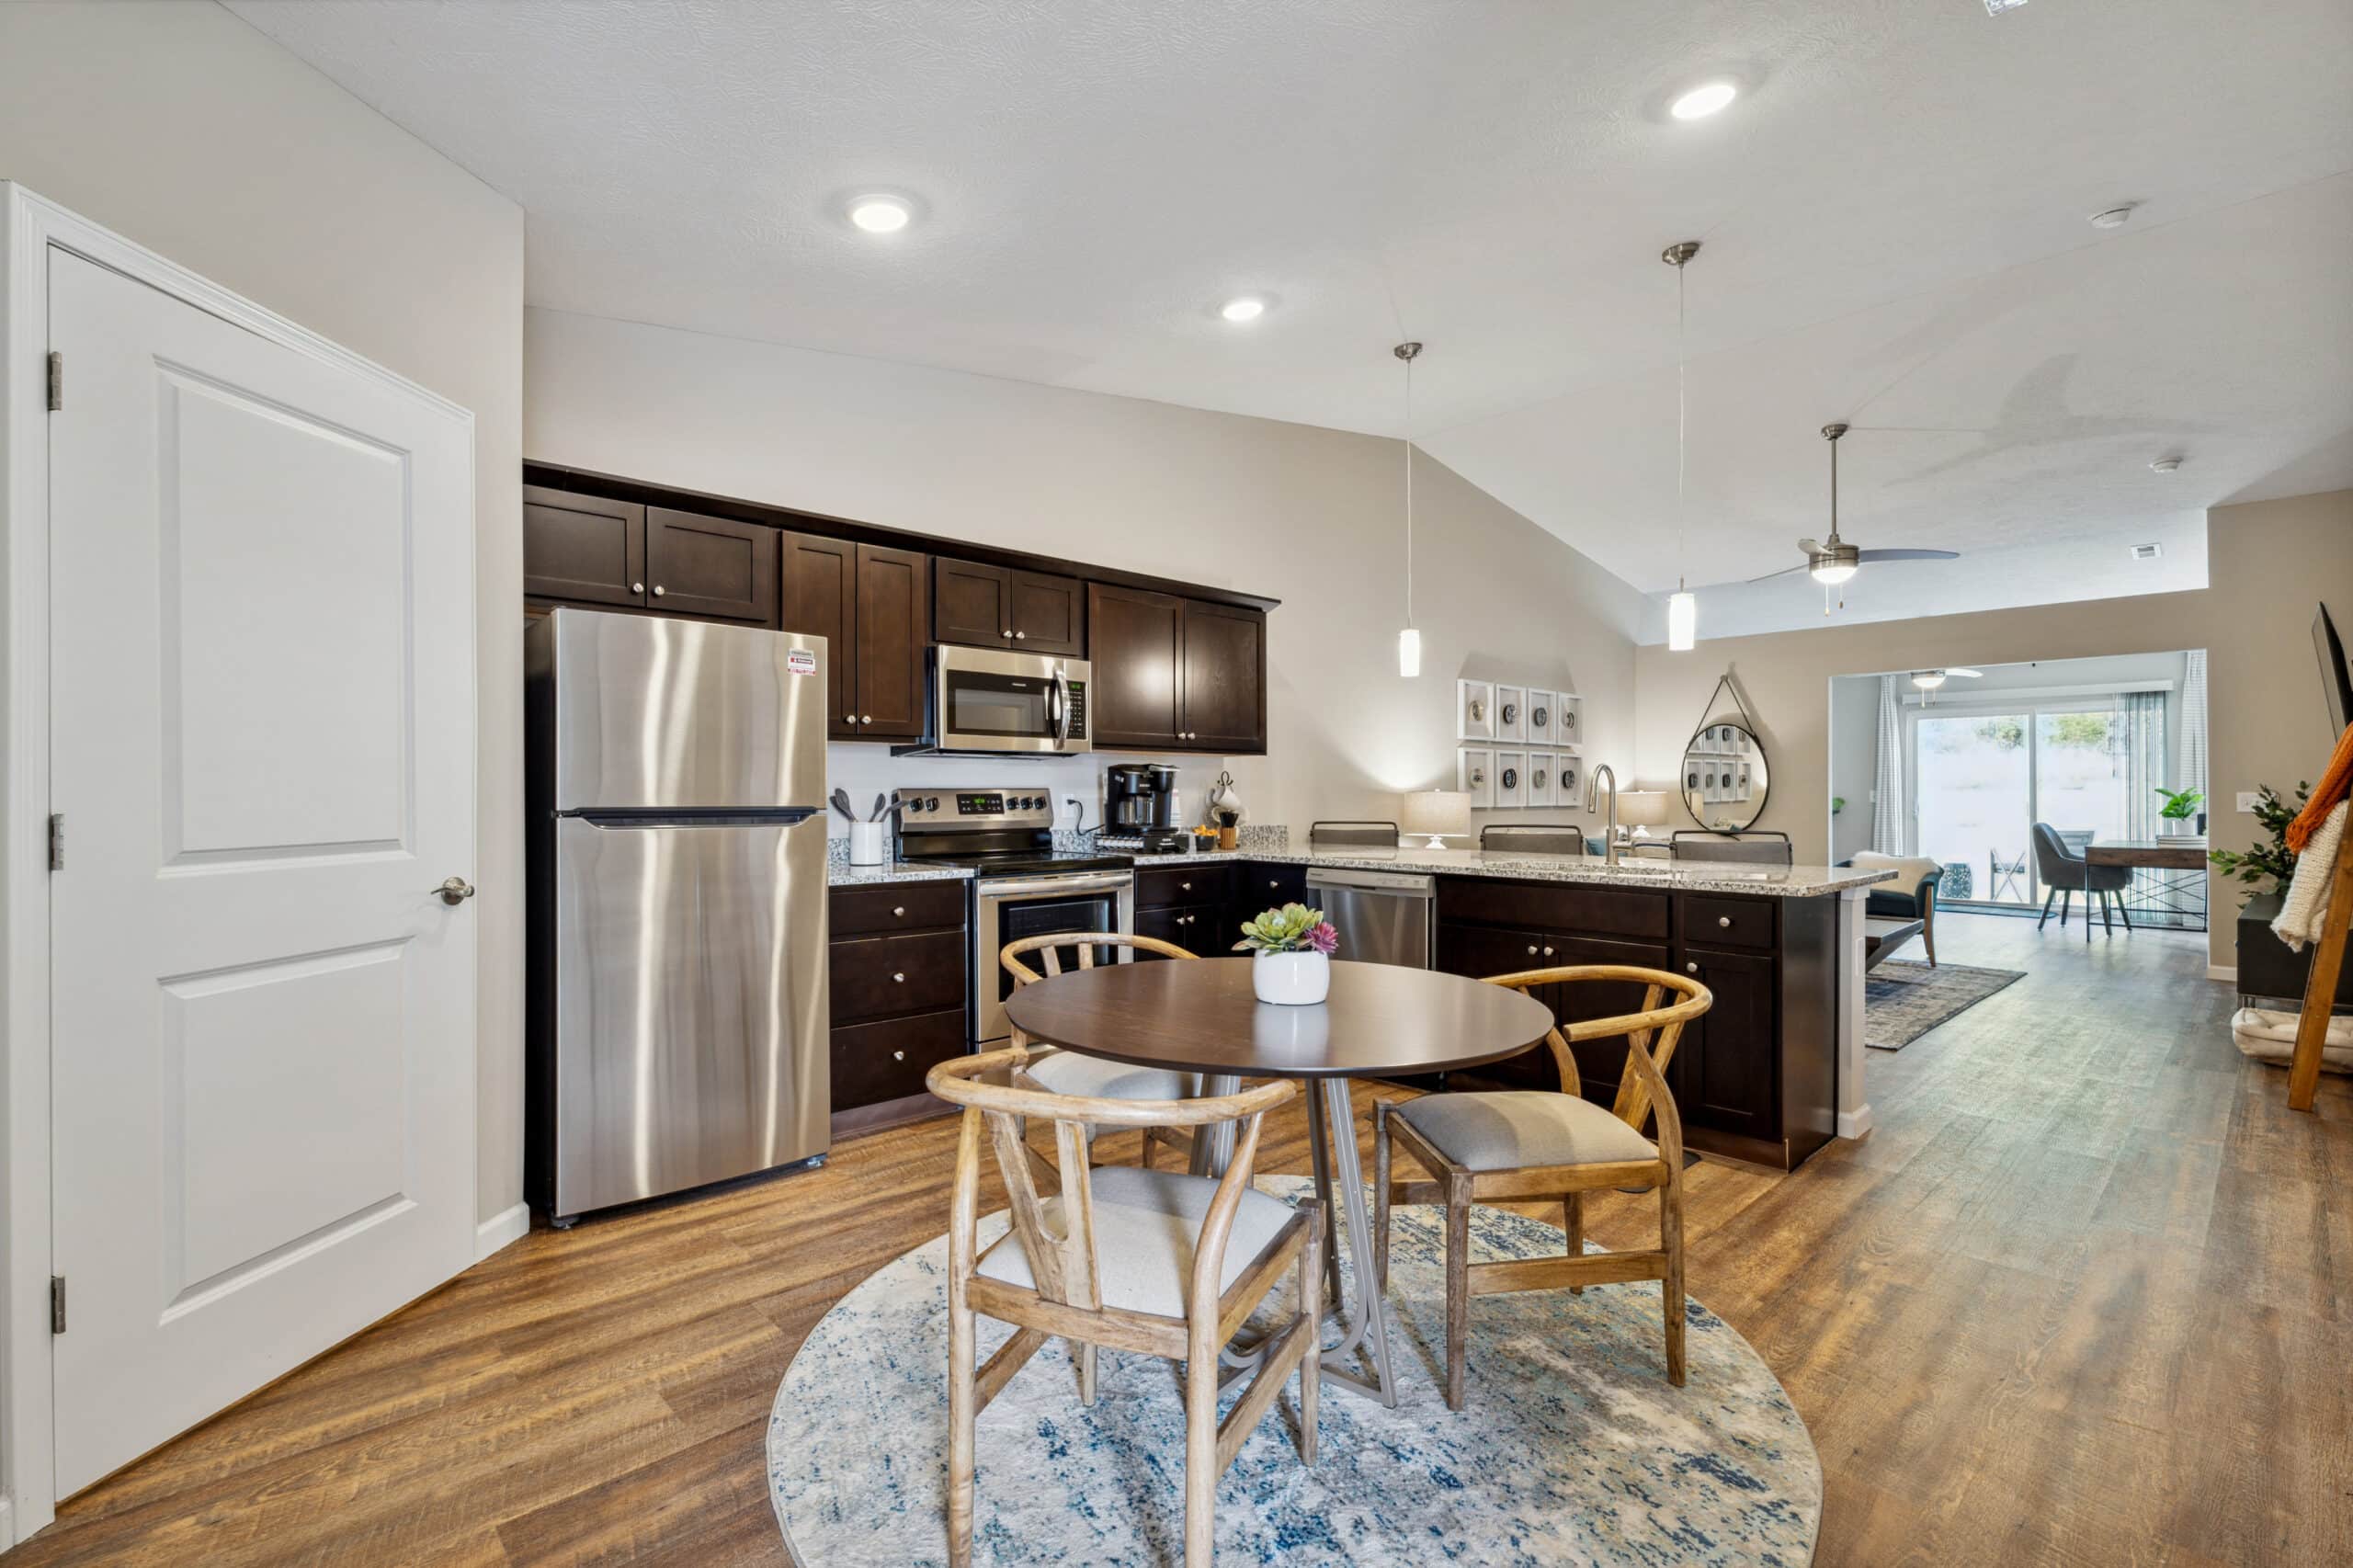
[1748,422,1962,611]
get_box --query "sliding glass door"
[1909,699,2144,909]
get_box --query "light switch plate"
[2237,791,2261,812]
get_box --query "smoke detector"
[2149,456,2183,473]
[2131,542,2164,561]
[2089,203,2137,230]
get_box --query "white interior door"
[47,249,475,1493]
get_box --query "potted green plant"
[1233,903,1339,1005]
[2154,786,2205,836]
[2210,783,2306,901]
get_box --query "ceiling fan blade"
[1853,548,1961,562]
[1948,667,1983,678]
[1745,562,1812,585]
[1795,538,1820,555]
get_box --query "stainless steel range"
[893,786,1134,1044]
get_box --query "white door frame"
[0,183,478,1544]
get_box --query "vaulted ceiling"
[231,0,2353,633]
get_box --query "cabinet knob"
[1527,945,1539,956]
[892,905,905,917]
[862,714,872,724]
[892,1050,905,1062]
[1014,631,1027,640]
[652,585,665,597]
[1268,880,1279,889]
[892,971,905,983]
[1687,961,1699,974]
[1543,946,1555,957]
[1181,881,1192,892]
[1002,628,1013,637]
[1719,915,1733,928]
[631,581,644,593]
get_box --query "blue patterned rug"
[768,1176,1819,1565]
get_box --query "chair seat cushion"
[975,1166,1296,1317]
[1397,1091,1658,1172]
[1023,1049,1199,1102]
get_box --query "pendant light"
[1663,242,1700,652]
[1394,340,1423,677]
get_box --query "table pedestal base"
[1196,1074,1398,1407]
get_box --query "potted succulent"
[1233,903,1339,1005]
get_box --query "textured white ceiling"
[228,0,2353,630]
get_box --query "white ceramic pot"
[1253,950,1330,1006]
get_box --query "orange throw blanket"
[2287,722,2353,853]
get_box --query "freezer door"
[540,608,827,811]
[551,813,829,1217]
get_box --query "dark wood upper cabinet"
[934,559,1086,657]
[523,485,644,608]
[1087,584,1185,749]
[854,543,929,739]
[1178,600,1266,753]
[779,532,857,739]
[645,507,778,625]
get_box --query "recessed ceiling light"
[2089,203,2137,230]
[1220,296,1267,323]
[2150,456,2183,473]
[1669,81,1738,120]
[846,193,915,233]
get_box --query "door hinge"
[51,1276,65,1335]
[47,350,63,412]
[49,812,64,871]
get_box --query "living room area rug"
[1865,960,2026,1051]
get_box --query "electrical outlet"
[2236,791,2261,813]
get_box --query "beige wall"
[526,308,1649,839]
[0,2,529,1224]
[1635,488,2353,968]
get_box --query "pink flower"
[1305,921,1339,955]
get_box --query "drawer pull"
[893,905,905,917]
[1718,915,1733,928]
[1180,881,1192,891]
[1687,961,1699,974]
[892,1050,905,1062]
[892,971,906,983]
[1268,880,1279,889]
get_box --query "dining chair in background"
[926,1050,1324,1568]
[2031,822,2131,937]
[1002,932,1202,1171]
[1372,965,1712,1407]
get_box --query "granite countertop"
[826,860,973,887]
[1128,845,1893,898]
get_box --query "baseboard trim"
[2,1493,17,1549]
[475,1202,530,1261]
[1836,1106,1873,1140]
[2206,963,2237,983]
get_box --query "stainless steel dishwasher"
[1306,866,1437,968]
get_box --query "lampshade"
[1666,590,1697,652]
[1399,789,1472,847]
[1615,790,1672,830]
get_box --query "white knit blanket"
[2274,799,2348,951]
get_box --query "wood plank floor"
[12,914,2347,1565]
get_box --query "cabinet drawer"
[1437,877,1670,942]
[830,930,967,1022]
[831,1007,966,1111]
[1138,863,1232,910]
[831,879,967,936]
[1681,894,1776,951]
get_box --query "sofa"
[1847,852,1944,967]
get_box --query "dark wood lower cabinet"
[1669,946,1779,1143]
[827,882,970,1132]
[830,1008,965,1112]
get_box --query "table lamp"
[1399,789,1472,849]
[1615,789,1671,842]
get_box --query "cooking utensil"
[870,792,888,822]
[830,789,858,823]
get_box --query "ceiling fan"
[1749,424,1961,610]
[1910,667,1982,705]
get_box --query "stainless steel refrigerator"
[526,608,831,1224]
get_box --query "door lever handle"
[438,877,476,906]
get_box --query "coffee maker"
[1104,763,1183,851]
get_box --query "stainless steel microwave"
[918,644,1092,755]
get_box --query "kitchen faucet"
[1586,763,1620,867]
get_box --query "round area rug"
[767,1176,1818,1566]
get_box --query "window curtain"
[2180,650,2209,807]
[1872,675,1904,855]
[2120,689,2174,922]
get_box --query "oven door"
[933,646,1092,755]
[971,870,1134,1043]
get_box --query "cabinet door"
[523,485,643,608]
[780,532,857,740]
[1009,570,1086,656]
[933,558,1012,649]
[645,507,779,625]
[854,543,930,739]
[1672,946,1778,1142]
[1434,923,1558,1089]
[1546,933,1674,1113]
[1087,584,1184,749]
[1179,600,1267,753]
[1133,904,1188,958]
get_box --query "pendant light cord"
[1404,349,1415,629]
[1675,258,1688,593]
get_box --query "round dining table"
[1003,956,1555,1406]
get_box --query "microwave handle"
[1052,670,1073,742]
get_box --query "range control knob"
[926,797,941,812]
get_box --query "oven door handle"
[978,871,1134,901]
